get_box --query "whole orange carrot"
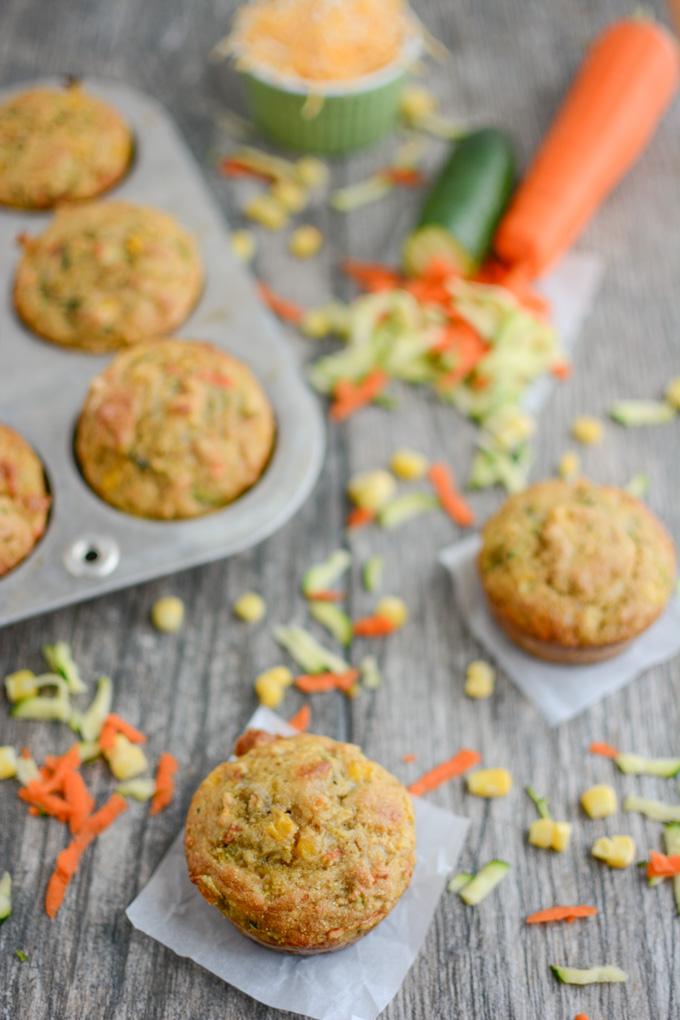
[495,19,680,277]
[408,749,481,796]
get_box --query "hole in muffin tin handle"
[63,535,120,578]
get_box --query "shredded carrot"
[20,747,32,759]
[380,167,425,187]
[647,850,680,879]
[575,1015,590,1020]
[41,745,81,793]
[353,614,396,638]
[288,704,311,732]
[295,670,359,694]
[257,281,304,324]
[402,753,417,763]
[99,713,146,751]
[408,748,481,796]
[304,589,345,602]
[342,258,401,293]
[330,370,389,421]
[428,462,475,527]
[150,753,179,816]
[526,905,598,924]
[219,157,272,180]
[19,785,71,823]
[346,507,375,529]
[44,794,127,918]
[589,741,619,758]
[551,361,572,380]
[63,771,95,835]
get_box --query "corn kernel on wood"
[467,768,512,798]
[151,596,185,633]
[581,784,618,818]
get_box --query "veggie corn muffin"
[478,479,676,663]
[185,731,416,953]
[0,425,50,577]
[14,201,203,352]
[0,82,132,209]
[75,339,275,519]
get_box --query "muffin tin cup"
[0,77,325,628]
[237,37,422,154]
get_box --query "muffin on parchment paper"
[0,82,132,209]
[75,338,275,520]
[478,479,676,664]
[185,731,416,953]
[14,201,203,353]
[0,424,50,577]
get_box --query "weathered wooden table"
[2,2,679,1018]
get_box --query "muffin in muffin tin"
[14,201,203,353]
[185,730,416,953]
[75,338,275,520]
[478,478,677,663]
[0,424,51,577]
[0,82,133,210]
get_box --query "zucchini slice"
[378,492,439,529]
[308,602,353,647]
[609,400,675,427]
[615,753,680,778]
[362,555,383,593]
[274,625,350,675]
[459,860,510,905]
[0,872,11,924]
[302,550,351,597]
[403,128,516,276]
[447,871,473,894]
[77,675,113,742]
[550,965,627,985]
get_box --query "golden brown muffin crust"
[0,425,50,577]
[0,83,132,209]
[75,338,275,520]
[478,479,676,649]
[14,201,203,352]
[185,732,416,952]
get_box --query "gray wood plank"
[1,1,679,1018]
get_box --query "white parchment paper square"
[440,536,680,726]
[127,707,469,1020]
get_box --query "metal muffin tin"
[0,77,325,627]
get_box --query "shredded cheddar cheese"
[229,0,419,83]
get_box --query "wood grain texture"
[1,1,679,1018]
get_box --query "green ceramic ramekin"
[239,38,421,154]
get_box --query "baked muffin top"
[14,201,202,352]
[185,732,416,952]
[0,83,132,209]
[75,339,275,520]
[478,479,676,648]
[0,424,50,577]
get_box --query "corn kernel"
[295,156,328,189]
[375,596,408,630]
[581,784,618,819]
[666,377,680,410]
[254,666,293,708]
[348,759,374,782]
[347,469,396,511]
[294,831,319,860]
[399,85,437,125]
[105,734,149,781]
[233,592,266,623]
[231,229,256,263]
[465,660,495,699]
[528,818,555,849]
[151,596,185,633]
[244,194,289,230]
[288,224,323,259]
[467,768,512,798]
[390,448,428,480]
[558,450,581,480]
[571,415,604,446]
[301,308,332,339]
[592,834,636,869]
[266,811,298,841]
[0,746,18,780]
[551,821,573,852]
[4,669,38,702]
[271,179,307,213]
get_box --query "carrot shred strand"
[353,614,396,638]
[257,281,304,324]
[589,741,619,758]
[329,370,389,421]
[428,462,475,527]
[526,905,597,924]
[346,507,375,530]
[408,748,481,796]
[647,851,680,879]
[295,670,359,694]
[150,753,179,817]
[288,704,311,732]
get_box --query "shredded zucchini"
[624,794,680,823]
[274,625,350,675]
[308,602,353,646]
[42,642,87,695]
[550,965,627,985]
[302,550,351,597]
